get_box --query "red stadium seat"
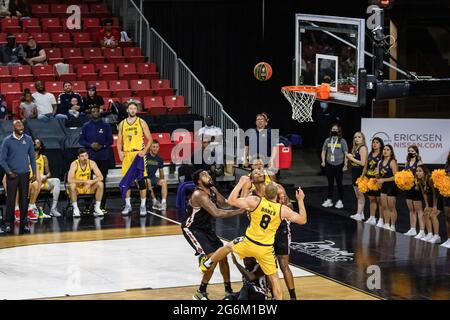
[57,65,76,82]
[76,64,97,81]
[0,34,6,45]
[83,18,101,33]
[14,33,29,45]
[151,79,175,96]
[72,81,87,96]
[137,63,159,80]
[31,33,52,48]
[22,18,41,33]
[22,82,37,93]
[50,4,68,18]
[11,100,21,120]
[73,33,94,48]
[165,96,188,115]
[87,80,110,97]
[172,131,194,144]
[123,47,145,63]
[42,18,63,33]
[51,33,73,48]
[1,19,21,33]
[83,47,105,64]
[109,80,131,97]
[45,81,64,95]
[130,79,153,97]
[63,48,84,65]
[1,83,22,103]
[46,48,64,65]
[11,65,34,83]
[121,97,142,105]
[0,66,12,83]
[31,4,50,17]
[117,63,139,80]
[96,63,118,81]
[89,4,109,18]
[33,65,56,82]
[104,48,125,64]
[152,132,172,144]
[143,96,166,115]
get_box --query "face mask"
[34,146,41,152]
[331,131,338,136]
[408,152,415,159]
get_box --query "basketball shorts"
[274,221,290,256]
[41,178,59,191]
[381,181,397,197]
[148,176,160,188]
[76,183,95,195]
[122,151,147,177]
[182,227,223,256]
[232,236,278,276]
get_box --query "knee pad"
[136,179,147,191]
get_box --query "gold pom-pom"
[356,176,369,193]
[394,170,415,191]
[367,178,380,191]
[431,169,450,197]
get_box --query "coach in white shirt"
[197,116,224,165]
[32,81,67,120]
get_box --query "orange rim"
[281,85,318,93]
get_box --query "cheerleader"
[440,151,450,248]
[361,137,384,226]
[416,165,440,243]
[376,144,398,231]
[346,132,368,221]
[403,146,424,237]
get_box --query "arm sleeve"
[0,140,11,173]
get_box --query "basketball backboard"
[295,14,366,106]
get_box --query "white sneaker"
[334,200,344,209]
[440,239,450,248]
[390,225,396,232]
[122,205,132,215]
[73,207,81,218]
[322,199,333,208]
[350,213,364,221]
[414,230,426,240]
[50,208,62,217]
[93,207,104,217]
[404,229,417,236]
[428,235,441,244]
[383,223,391,230]
[365,216,377,225]
[161,201,167,210]
[140,205,147,217]
[376,219,384,227]
[152,200,161,210]
[423,233,433,242]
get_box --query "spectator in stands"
[68,97,82,118]
[32,81,66,120]
[8,0,30,19]
[79,106,112,211]
[0,0,11,17]
[19,88,37,120]
[146,140,168,210]
[24,36,47,66]
[0,120,36,234]
[197,115,223,165]
[67,148,105,218]
[83,85,105,114]
[57,81,84,118]
[32,138,61,217]
[98,18,120,49]
[0,96,11,120]
[0,33,25,66]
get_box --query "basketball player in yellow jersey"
[67,148,105,218]
[200,172,307,300]
[241,156,275,197]
[117,102,153,216]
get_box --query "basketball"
[253,62,273,81]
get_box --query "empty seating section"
[1,0,193,165]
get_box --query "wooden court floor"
[0,225,379,300]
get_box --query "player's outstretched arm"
[194,191,244,219]
[227,175,259,211]
[281,187,307,225]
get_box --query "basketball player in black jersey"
[249,169,297,300]
[181,169,243,300]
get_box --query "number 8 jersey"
[245,197,282,246]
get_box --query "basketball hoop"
[281,84,330,123]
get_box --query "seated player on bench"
[67,148,104,218]
[146,140,168,210]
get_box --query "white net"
[281,86,317,123]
